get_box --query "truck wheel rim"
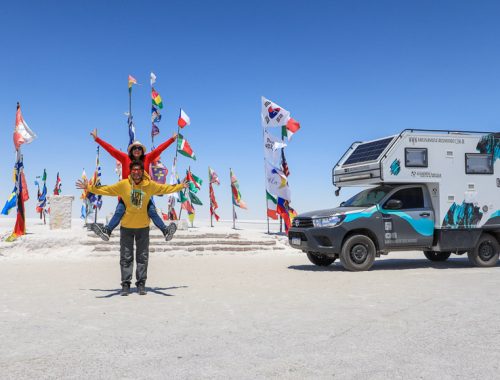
[478,242,494,261]
[351,244,368,264]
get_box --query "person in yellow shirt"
[76,160,188,296]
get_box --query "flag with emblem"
[261,96,290,128]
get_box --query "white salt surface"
[1,218,499,379]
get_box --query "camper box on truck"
[288,129,500,271]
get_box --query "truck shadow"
[288,258,500,272]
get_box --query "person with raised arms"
[76,160,188,296]
[90,129,178,241]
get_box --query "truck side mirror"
[385,199,403,210]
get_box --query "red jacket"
[95,136,176,179]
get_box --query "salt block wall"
[48,195,74,229]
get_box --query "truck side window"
[385,187,424,209]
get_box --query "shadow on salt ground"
[288,258,494,272]
[88,285,188,298]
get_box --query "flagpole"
[262,128,270,234]
[279,132,285,234]
[209,166,213,228]
[230,168,236,229]
[174,108,182,219]
[94,146,100,224]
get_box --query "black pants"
[120,227,150,286]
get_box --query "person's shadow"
[88,285,188,298]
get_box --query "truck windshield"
[341,186,393,207]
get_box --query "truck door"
[380,186,435,248]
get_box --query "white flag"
[265,162,291,201]
[150,72,157,86]
[263,129,287,165]
[261,96,290,128]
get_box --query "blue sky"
[1,0,500,223]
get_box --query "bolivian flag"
[152,88,163,109]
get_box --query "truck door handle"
[420,212,431,217]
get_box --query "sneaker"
[91,223,111,241]
[137,284,147,295]
[121,283,130,296]
[162,223,177,241]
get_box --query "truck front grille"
[292,217,313,228]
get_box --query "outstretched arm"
[93,133,128,163]
[147,133,177,163]
[150,180,187,196]
[86,181,125,197]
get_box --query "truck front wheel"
[424,251,451,262]
[467,234,500,267]
[340,235,376,271]
[306,252,336,266]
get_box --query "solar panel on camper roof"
[343,137,394,165]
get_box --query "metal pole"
[263,128,270,234]
[209,166,213,228]
[231,168,236,229]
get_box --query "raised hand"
[90,129,97,140]
[75,178,89,190]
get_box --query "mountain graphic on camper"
[443,201,483,228]
[390,159,401,175]
[476,133,500,162]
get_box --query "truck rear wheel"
[306,252,336,266]
[467,234,500,267]
[340,235,376,271]
[424,251,451,262]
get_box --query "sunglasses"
[132,146,143,151]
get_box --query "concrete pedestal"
[47,195,74,229]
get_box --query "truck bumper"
[288,226,346,255]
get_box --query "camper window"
[465,153,493,175]
[405,148,428,168]
[384,187,424,210]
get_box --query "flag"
[53,172,62,195]
[266,191,278,220]
[263,129,287,165]
[128,75,137,90]
[265,162,291,201]
[179,191,195,213]
[188,210,195,224]
[189,191,203,206]
[151,106,162,123]
[277,197,291,233]
[36,170,47,214]
[13,103,37,150]
[209,167,220,185]
[186,169,202,189]
[152,88,163,109]
[230,169,247,209]
[177,134,196,160]
[261,97,290,128]
[10,151,27,238]
[282,117,301,141]
[150,72,157,86]
[1,189,16,215]
[150,161,168,184]
[281,149,290,177]
[128,113,135,146]
[178,109,190,128]
[151,124,160,137]
[209,184,220,221]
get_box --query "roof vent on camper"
[343,137,394,166]
[468,183,475,191]
[448,195,455,202]
[446,150,454,158]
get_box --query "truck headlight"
[312,215,344,228]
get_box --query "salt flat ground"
[1,219,500,379]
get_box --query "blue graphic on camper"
[476,133,500,162]
[443,201,483,228]
[390,159,401,175]
[379,208,434,236]
[343,207,377,223]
